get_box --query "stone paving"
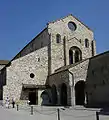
[0,105,109,120]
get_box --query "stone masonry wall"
[69,59,89,85]
[48,15,96,73]
[3,46,48,100]
[2,14,97,105]
[86,52,109,106]
[14,28,49,60]
[48,70,73,105]
[49,70,69,87]
[68,51,109,106]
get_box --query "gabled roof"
[0,60,9,65]
[47,14,92,31]
[0,28,47,72]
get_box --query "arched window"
[69,46,82,65]
[69,50,73,64]
[85,39,89,48]
[91,41,94,56]
[56,34,61,43]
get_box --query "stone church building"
[0,14,109,107]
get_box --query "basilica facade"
[0,14,109,107]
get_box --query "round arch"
[41,90,50,106]
[69,46,82,65]
[75,80,85,105]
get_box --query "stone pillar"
[72,87,75,106]
[73,50,75,64]
[38,90,44,105]
[69,73,75,106]
[57,87,61,105]
[69,84,75,106]
[63,36,66,66]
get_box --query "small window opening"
[56,34,61,43]
[38,58,40,62]
[91,41,94,56]
[85,39,89,48]
[30,73,35,78]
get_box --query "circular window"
[30,73,35,78]
[68,22,77,31]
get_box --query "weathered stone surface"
[85,52,109,106]
[69,59,89,85]
[14,28,49,60]
[48,14,96,73]
[3,46,48,100]
[1,14,98,106]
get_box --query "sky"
[0,0,109,60]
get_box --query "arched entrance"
[41,90,51,106]
[51,85,57,105]
[75,81,85,105]
[61,83,67,106]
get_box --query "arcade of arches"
[51,83,68,106]
[41,81,86,106]
[69,46,82,65]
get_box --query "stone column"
[72,87,75,106]
[69,73,75,106]
[57,87,61,105]
[63,36,67,66]
[73,50,75,64]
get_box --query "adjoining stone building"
[0,60,9,70]
[0,14,109,107]
[0,60,9,100]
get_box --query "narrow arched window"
[56,34,61,43]
[91,41,94,56]
[85,39,89,48]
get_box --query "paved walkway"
[0,106,57,120]
[0,105,109,120]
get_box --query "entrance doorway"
[29,92,36,105]
[75,81,85,105]
[61,83,67,106]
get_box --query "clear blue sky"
[0,0,109,60]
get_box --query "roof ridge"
[47,14,92,31]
